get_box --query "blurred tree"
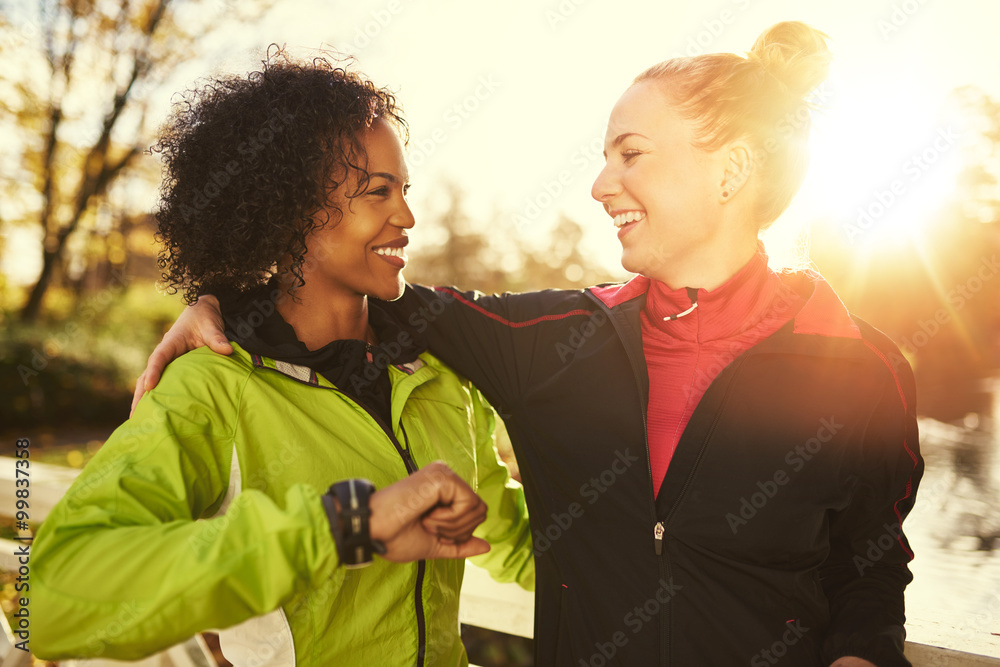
[516,214,611,291]
[404,182,514,293]
[0,0,272,322]
[406,182,613,294]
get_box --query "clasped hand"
[368,461,491,562]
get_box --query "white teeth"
[613,211,645,228]
[374,247,405,259]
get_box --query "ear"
[719,140,754,202]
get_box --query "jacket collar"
[786,270,861,339]
[588,269,861,341]
[245,351,427,386]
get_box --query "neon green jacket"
[31,344,533,666]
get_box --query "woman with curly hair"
[30,51,533,666]
[139,21,920,667]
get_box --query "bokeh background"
[2,0,999,664]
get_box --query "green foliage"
[1,281,184,429]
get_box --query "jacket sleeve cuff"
[821,630,911,667]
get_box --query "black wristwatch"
[322,479,387,568]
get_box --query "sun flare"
[802,73,968,254]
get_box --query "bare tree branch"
[12,0,273,321]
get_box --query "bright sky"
[197,0,1000,277]
[4,0,1000,283]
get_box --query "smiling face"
[591,81,739,285]
[302,119,414,304]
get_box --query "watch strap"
[324,479,386,568]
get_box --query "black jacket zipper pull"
[401,447,418,474]
[398,423,418,474]
[653,521,664,555]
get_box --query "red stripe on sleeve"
[863,339,920,560]
[433,287,594,328]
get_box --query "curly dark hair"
[152,47,408,303]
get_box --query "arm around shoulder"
[391,284,585,414]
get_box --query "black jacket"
[387,272,922,667]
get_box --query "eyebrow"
[603,132,650,158]
[612,132,649,148]
[369,172,408,184]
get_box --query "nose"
[591,162,620,204]
[391,196,416,229]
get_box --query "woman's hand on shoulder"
[131,295,232,415]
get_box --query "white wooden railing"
[2,457,999,666]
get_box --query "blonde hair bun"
[630,21,833,228]
[749,21,832,99]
